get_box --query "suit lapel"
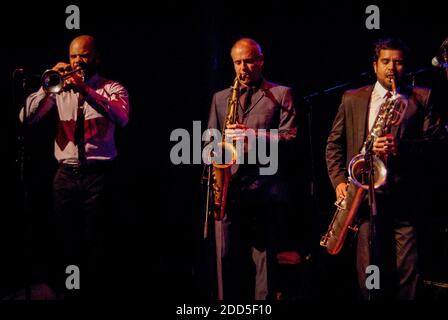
[391,86,413,139]
[243,90,263,115]
[353,85,374,152]
[242,79,272,116]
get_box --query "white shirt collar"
[373,81,389,99]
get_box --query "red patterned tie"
[75,93,86,163]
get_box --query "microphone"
[432,56,448,68]
[13,68,25,78]
[432,37,448,68]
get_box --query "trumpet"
[41,66,85,94]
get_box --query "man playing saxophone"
[206,38,297,300]
[326,37,442,300]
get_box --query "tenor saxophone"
[212,77,240,220]
[321,77,408,255]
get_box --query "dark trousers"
[356,197,420,300]
[50,162,111,298]
[219,176,289,300]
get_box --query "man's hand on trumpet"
[52,62,71,73]
[64,71,87,95]
[50,62,87,94]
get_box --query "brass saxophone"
[320,77,408,255]
[212,77,240,221]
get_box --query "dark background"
[0,0,447,302]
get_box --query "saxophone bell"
[212,142,238,169]
[348,154,387,190]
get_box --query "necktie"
[242,87,253,111]
[75,93,86,164]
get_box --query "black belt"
[59,161,113,173]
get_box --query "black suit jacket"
[326,84,441,191]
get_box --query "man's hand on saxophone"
[373,133,397,156]
[335,182,348,200]
[225,123,254,154]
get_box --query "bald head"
[69,35,98,79]
[230,38,264,86]
[70,35,96,54]
[231,38,263,59]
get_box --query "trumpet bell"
[41,66,85,94]
[348,153,387,190]
[41,70,64,94]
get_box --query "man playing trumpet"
[20,35,129,299]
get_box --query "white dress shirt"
[368,81,391,132]
[22,74,129,164]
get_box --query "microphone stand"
[13,69,31,300]
[302,96,317,221]
[364,150,377,301]
[202,164,213,240]
[200,163,224,300]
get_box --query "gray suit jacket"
[207,79,297,143]
[207,78,297,181]
[326,84,440,190]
